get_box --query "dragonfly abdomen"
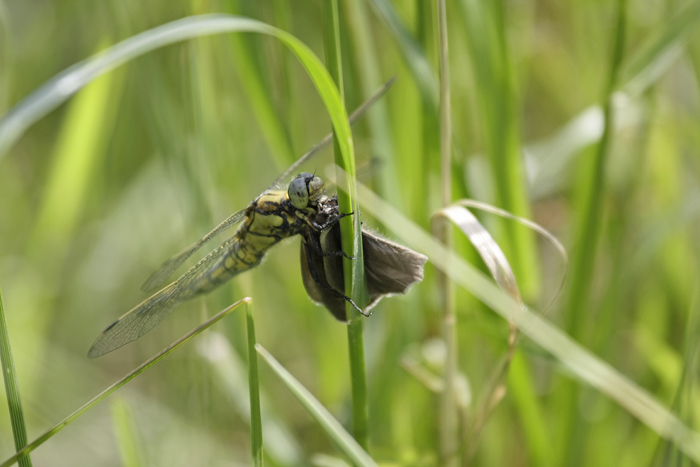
[184,239,265,297]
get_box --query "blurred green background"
[1,0,700,466]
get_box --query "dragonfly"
[88,79,427,358]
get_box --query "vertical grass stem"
[436,0,459,465]
[246,300,264,467]
[0,288,33,467]
[562,0,628,464]
[323,0,369,450]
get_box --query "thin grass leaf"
[110,398,145,467]
[525,2,700,199]
[456,0,541,299]
[255,345,379,467]
[323,1,369,450]
[0,288,32,467]
[226,1,295,166]
[0,14,357,177]
[435,0,459,464]
[342,0,401,209]
[621,1,700,97]
[561,0,628,461]
[197,332,303,465]
[368,0,438,112]
[246,302,263,467]
[331,167,700,464]
[0,299,248,467]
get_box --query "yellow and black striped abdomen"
[183,192,305,298]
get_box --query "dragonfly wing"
[90,235,241,357]
[142,207,248,292]
[88,283,180,358]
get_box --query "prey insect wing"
[300,215,428,321]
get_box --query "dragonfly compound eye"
[288,176,310,209]
[307,176,325,201]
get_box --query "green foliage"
[1,1,700,466]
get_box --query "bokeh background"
[1,0,699,466]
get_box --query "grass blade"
[0,288,32,467]
[342,0,401,208]
[0,299,248,467]
[197,332,303,465]
[435,0,459,464]
[225,1,295,166]
[323,0,369,449]
[246,302,264,467]
[561,0,628,462]
[0,14,357,177]
[110,398,145,467]
[436,201,567,465]
[621,1,700,97]
[368,0,438,112]
[456,0,540,299]
[256,345,379,467]
[330,167,700,464]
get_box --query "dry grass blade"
[435,200,567,460]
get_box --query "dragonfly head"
[288,173,326,210]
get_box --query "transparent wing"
[89,235,240,358]
[88,283,179,358]
[141,207,248,292]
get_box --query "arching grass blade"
[0,299,248,467]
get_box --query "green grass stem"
[256,345,378,467]
[246,302,264,467]
[562,0,628,463]
[330,168,700,464]
[0,288,32,467]
[323,0,369,450]
[110,398,145,467]
[456,0,540,299]
[435,0,459,465]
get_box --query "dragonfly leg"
[314,211,353,231]
[306,211,356,260]
[302,238,369,317]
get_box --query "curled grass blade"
[0,288,32,467]
[0,299,249,467]
[255,345,379,467]
[330,167,700,463]
[435,201,567,465]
